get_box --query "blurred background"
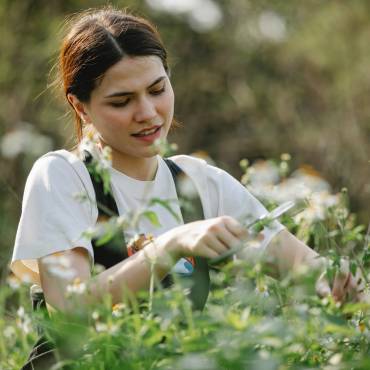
[1,0,369,278]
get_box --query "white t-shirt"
[11,150,284,283]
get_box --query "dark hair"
[60,7,169,142]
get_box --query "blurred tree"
[0,0,369,277]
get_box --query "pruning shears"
[209,200,297,265]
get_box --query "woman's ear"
[67,93,91,124]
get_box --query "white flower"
[178,173,198,199]
[95,322,119,334]
[291,167,331,193]
[16,307,32,334]
[17,306,25,318]
[66,279,87,295]
[4,326,16,339]
[47,266,77,280]
[255,285,270,298]
[43,253,77,280]
[95,322,108,333]
[146,0,222,32]
[0,122,53,158]
[187,0,223,32]
[21,274,32,284]
[258,10,287,42]
[112,303,126,318]
[17,317,32,334]
[6,275,20,290]
[101,145,112,169]
[329,353,342,365]
[78,133,100,159]
[248,160,280,187]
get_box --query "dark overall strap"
[82,151,129,267]
[84,153,210,310]
[163,159,210,311]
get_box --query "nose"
[134,96,157,124]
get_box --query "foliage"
[1,149,369,369]
[1,0,370,368]
[1,0,370,277]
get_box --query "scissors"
[209,200,296,265]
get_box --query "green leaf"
[142,211,161,227]
[350,261,357,276]
[149,198,181,222]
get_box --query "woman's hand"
[159,216,248,260]
[315,259,368,303]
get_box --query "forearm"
[39,234,179,312]
[262,229,326,278]
[90,237,176,305]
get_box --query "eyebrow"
[104,76,166,98]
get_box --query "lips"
[131,125,162,137]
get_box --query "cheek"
[99,109,131,130]
[160,90,175,118]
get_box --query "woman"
[11,6,363,367]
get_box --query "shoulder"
[168,154,207,169]
[25,149,93,198]
[169,154,240,189]
[29,150,86,181]
[168,154,224,178]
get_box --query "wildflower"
[112,303,126,318]
[94,321,119,334]
[92,263,106,275]
[95,322,108,333]
[191,150,215,165]
[101,145,112,167]
[258,10,287,42]
[92,311,99,320]
[291,166,331,193]
[0,122,53,158]
[21,274,32,284]
[17,317,32,334]
[153,138,175,156]
[43,253,71,268]
[255,284,270,298]
[6,274,20,290]
[280,153,291,161]
[329,353,342,365]
[17,306,25,318]
[66,278,87,295]
[4,326,16,339]
[78,132,100,159]
[48,266,77,280]
[358,322,366,333]
[239,158,249,170]
[178,173,198,199]
[248,160,280,187]
[16,307,32,334]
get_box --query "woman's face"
[81,56,174,159]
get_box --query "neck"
[111,150,158,181]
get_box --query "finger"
[205,234,230,255]
[315,272,331,298]
[201,245,220,259]
[222,216,248,239]
[216,227,244,251]
[347,271,366,302]
[332,271,351,302]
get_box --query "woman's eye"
[150,86,166,95]
[110,99,130,108]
